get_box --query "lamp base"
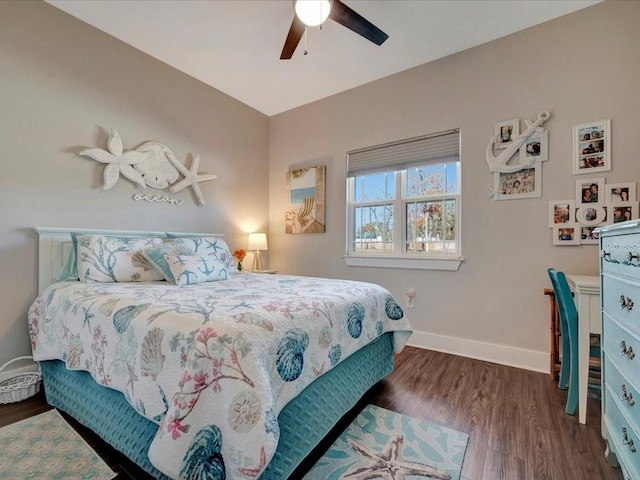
[252,250,263,272]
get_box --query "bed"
[28,227,412,479]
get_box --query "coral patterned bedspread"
[28,273,412,479]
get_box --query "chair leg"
[565,338,580,415]
[558,334,570,390]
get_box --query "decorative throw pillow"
[141,239,196,283]
[76,235,165,283]
[164,253,229,286]
[165,236,238,273]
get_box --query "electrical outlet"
[405,289,415,309]
[406,296,414,309]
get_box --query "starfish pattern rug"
[0,409,116,480]
[304,405,468,480]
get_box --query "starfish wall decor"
[79,128,217,206]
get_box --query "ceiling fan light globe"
[295,0,331,27]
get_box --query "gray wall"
[0,1,270,366]
[268,1,640,370]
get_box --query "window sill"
[343,255,463,271]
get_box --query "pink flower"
[166,416,187,440]
[193,371,209,390]
[197,327,218,344]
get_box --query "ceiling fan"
[280,0,389,59]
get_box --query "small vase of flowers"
[233,249,246,271]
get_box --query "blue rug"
[0,409,116,480]
[304,404,469,480]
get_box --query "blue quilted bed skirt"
[40,333,394,479]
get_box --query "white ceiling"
[48,0,599,117]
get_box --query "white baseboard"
[406,330,549,374]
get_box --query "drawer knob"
[629,252,639,263]
[620,295,634,311]
[603,251,611,259]
[622,385,636,407]
[623,427,637,453]
[620,341,635,359]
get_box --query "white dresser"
[599,220,640,480]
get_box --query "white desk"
[566,274,600,425]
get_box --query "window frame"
[344,132,463,271]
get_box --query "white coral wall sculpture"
[79,129,216,206]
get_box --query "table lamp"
[247,232,268,272]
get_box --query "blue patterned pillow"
[141,239,196,282]
[165,236,238,273]
[164,253,229,286]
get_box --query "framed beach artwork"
[548,200,575,228]
[494,118,520,150]
[519,130,548,163]
[285,165,326,234]
[575,177,605,206]
[493,163,541,200]
[573,119,611,174]
[553,224,580,246]
[604,182,636,204]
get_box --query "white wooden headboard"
[35,227,223,293]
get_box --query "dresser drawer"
[604,356,640,421]
[602,233,640,278]
[603,316,640,386]
[603,273,640,337]
[604,387,640,479]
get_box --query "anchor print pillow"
[164,235,238,273]
[164,253,229,286]
[76,235,165,283]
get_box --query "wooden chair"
[547,268,601,415]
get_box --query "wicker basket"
[0,356,42,404]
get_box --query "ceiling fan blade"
[329,0,389,46]
[280,15,305,59]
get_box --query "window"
[345,130,461,270]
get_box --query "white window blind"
[347,129,460,177]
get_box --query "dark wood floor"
[0,347,622,480]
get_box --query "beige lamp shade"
[248,233,268,271]
[247,233,268,251]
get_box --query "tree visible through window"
[347,130,461,259]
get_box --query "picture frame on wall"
[580,226,600,245]
[553,224,581,246]
[548,200,575,228]
[575,177,605,206]
[573,119,611,174]
[519,130,548,163]
[610,202,639,224]
[285,165,326,234]
[494,163,541,200]
[604,182,636,204]
[494,118,520,150]
[575,205,607,226]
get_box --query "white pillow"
[76,235,165,283]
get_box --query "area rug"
[304,404,469,480]
[0,409,116,480]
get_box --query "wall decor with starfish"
[80,128,217,206]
